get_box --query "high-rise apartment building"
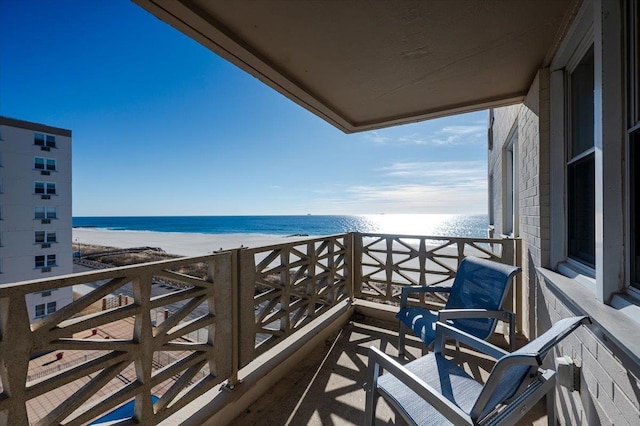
[0,116,73,321]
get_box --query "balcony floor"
[230,314,548,425]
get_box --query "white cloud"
[306,161,487,214]
[363,123,486,146]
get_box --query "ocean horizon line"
[72,214,489,239]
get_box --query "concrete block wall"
[538,278,640,426]
[490,68,640,424]
[489,70,550,337]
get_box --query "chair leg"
[365,356,380,426]
[546,386,557,426]
[398,322,406,357]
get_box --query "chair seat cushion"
[397,306,439,346]
[377,353,482,425]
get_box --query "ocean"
[73,214,489,239]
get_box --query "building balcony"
[0,233,534,425]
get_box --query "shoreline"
[73,228,316,257]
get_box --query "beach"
[73,228,313,257]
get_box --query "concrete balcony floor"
[230,315,548,425]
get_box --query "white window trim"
[502,128,519,237]
[550,0,625,303]
[550,0,596,289]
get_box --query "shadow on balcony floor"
[230,314,548,425]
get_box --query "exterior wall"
[537,273,640,426]
[489,1,640,424]
[0,116,73,321]
[488,70,550,338]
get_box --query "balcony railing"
[0,233,519,425]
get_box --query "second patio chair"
[366,316,591,425]
[397,256,521,355]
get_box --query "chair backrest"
[471,316,591,420]
[446,256,521,339]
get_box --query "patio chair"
[365,316,591,426]
[397,256,520,355]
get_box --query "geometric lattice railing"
[238,234,352,365]
[355,233,518,306]
[0,253,232,426]
[0,232,519,424]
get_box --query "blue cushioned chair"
[397,256,521,355]
[365,316,591,425]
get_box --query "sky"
[0,0,489,217]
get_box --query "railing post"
[132,272,154,422]
[238,248,257,369]
[514,238,524,335]
[208,251,236,388]
[352,232,362,300]
[0,295,32,424]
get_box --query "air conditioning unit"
[40,146,50,151]
[41,195,51,200]
[41,267,51,273]
[41,219,51,224]
[41,243,51,248]
[41,171,50,176]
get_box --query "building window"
[35,231,56,244]
[35,254,56,268]
[34,181,56,195]
[34,301,56,318]
[34,206,57,220]
[34,157,57,171]
[34,133,56,148]
[567,46,595,268]
[35,304,45,318]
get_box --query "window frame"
[34,181,57,196]
[549,1,597,290]
[34,157,57,172]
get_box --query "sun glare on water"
[360,214,459,236]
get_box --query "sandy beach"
[73,228,314,257]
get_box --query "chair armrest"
[433,321,509,360]
[400,282,453,307]
[368,347,473,424]
[438,309,516,351]
[439,309,514,322]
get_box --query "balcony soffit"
[134,0,579,133]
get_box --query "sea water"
[73,214,489,238]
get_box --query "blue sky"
[0,1,488,216]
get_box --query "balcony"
[0,233,531,425]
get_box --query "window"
[35,231,56,244]
[35,254,56,268]
[35,304,45,318]
[34,157,56,171]
[34,302,56,318]
[567,46,596,268]
[34,133,56,148]
[34,206,57,220]
[34,182,56,195]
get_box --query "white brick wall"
[490,68,640,425]
[538,279,640,425]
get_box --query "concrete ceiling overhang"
[134,0,579,133]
